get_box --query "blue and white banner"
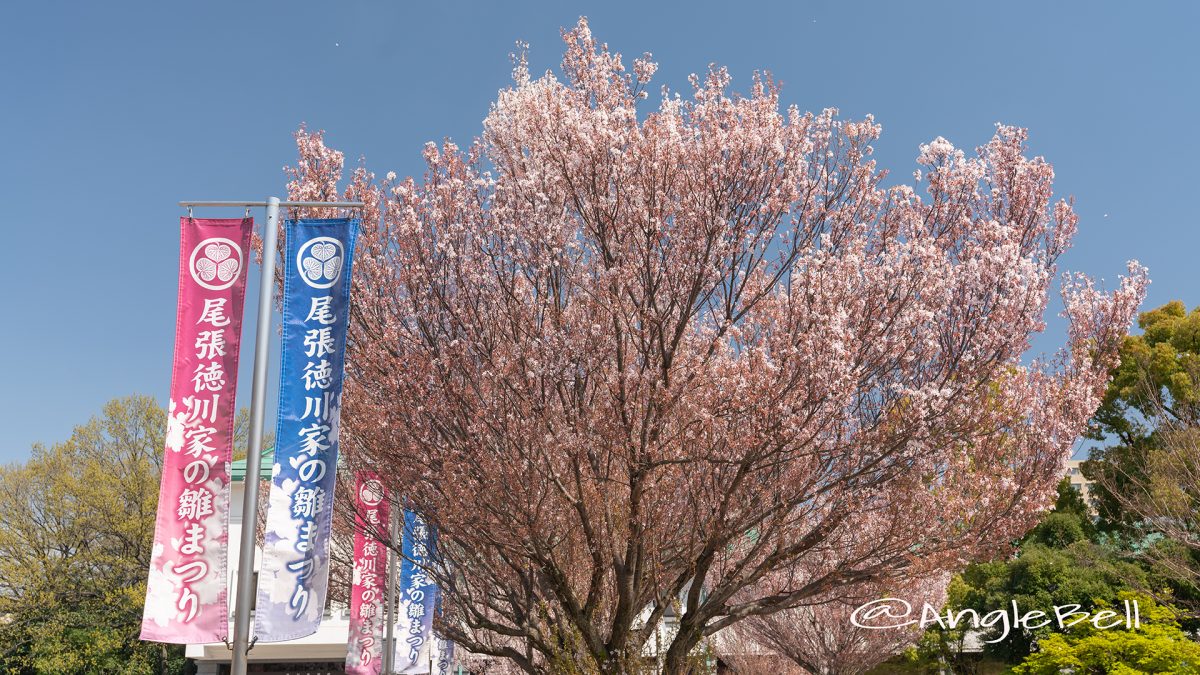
[396,510,452,673]
[436,636,456,675]
[254,218,359,641]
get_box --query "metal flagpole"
[228,195,278,675]
[178,198,363,675]
[383,506,400,673]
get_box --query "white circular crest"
[296,236,345,289]
[359,479,384,507]
[188,237,244,291]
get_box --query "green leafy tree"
[1084,301,1200,532]
[0,395,213,674]
[1012,592,1200,674]
[906,477,1200,670]
[1082,300,1200,608]
[1024,477,1097,547]
[955,547,1145,661]
[931,481,1145,662]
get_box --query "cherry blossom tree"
[283,18,1147,674]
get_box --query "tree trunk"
[661,627,703,675]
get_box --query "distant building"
[1065,458,1094,506]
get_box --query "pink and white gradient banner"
[141,217,253,644]
[346,473,390,675]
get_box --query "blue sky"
[2,1,1197,462]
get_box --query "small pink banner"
[141,217,253,644]
[347,473,390,675]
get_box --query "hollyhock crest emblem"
[296,236,344,289]
[188,238,243,291]
[359,479,384,507]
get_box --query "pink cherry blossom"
[280,18,1146,674]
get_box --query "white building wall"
[1066,458,1094,506]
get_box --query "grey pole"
[230,196,280,675]
[383,506,400,673]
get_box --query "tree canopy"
[0,395,187,673]
[1083,301,1200,608]
[282,18,1146,674]
[1085,302,1200,532]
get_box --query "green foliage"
[1012,592,1200,674]
[0,396,192,675]
[1023,478,1096,547]
[1084,301,1200,535]
[954,541,1147,661]
[1101,301,1200,423]
[925,480,1146,663]
[1080,300,1200,614]
[894,578,987,674]
[1025,512,1086,549]
[907,473,1200,670]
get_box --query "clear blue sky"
[2,1,1197,462]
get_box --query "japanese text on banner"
[141,217,252,644]
[346,473,389,675]
[396,510,446,674]
[254,218,359,641]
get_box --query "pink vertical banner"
[347,473,390,675]
[141,217,253,644]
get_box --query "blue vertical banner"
[396,510,442,673]
[254,218,359,641]
[436,636,456,675]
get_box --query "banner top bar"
[179,200,365,208]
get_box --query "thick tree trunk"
[661,627,703,675]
